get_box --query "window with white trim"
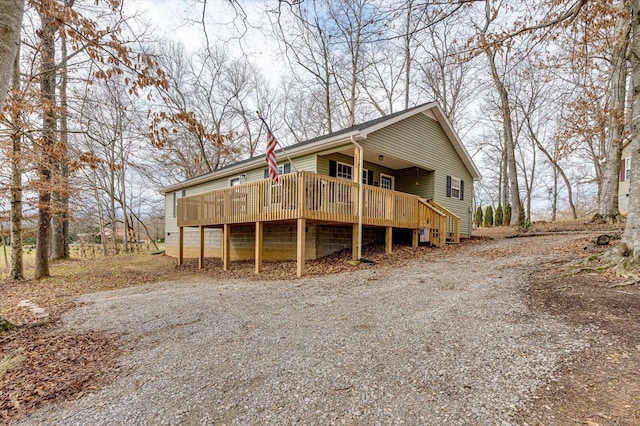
[336,162,353,180]
[380,174,394,190]
[229,177,241,186]
[626,157,632,181]
[263,162,291,179]
[362,168,369,184]
[450,177,461,199]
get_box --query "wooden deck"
[176,172,460,276]
[178,172,459,244]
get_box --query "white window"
[451,177,461,199]
[229,177,241,186]
[336,162,353,180]
[362,168,369,184]
[380,173,394,190]
[264,163,291,179]
[626,157,632,181]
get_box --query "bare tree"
[0,0,24,111]
[34,6,57,279]
[477,1,522,226]
[8,45,23,280]
[415,16,473,127]
[598,2,630,221]
[272,0,338,133]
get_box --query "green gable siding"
[363,112,473,236]
[394,167,434,200]
[317,151,396,186]
[317,152,354,176]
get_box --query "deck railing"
[428,200,460,243]
[177,171,454,246]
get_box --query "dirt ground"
[2,221,640,425]
[515,229,640,424]
[477,221,640,425]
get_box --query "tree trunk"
[93,182,108,256]
[52,17,70,260]
[621,0,640,259]
[552,167,558,222]
[0,0,24,111]
[501,149,509,207]
[9,43,23,280]
[487,49,521,225]
[34,10,56,280]
[109,171,119,254]
[598,6,630,221]
[323,41,332,134]
[526,117,578,220]
[403,0,412,110]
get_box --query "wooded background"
[1,0,637,279]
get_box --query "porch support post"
[198,225,205,269]
[178,226,184,265]
[223,223,230,271]
[255,221,263,274]
[412,229,419,248]
[352,224,359,260]
[297,218,306,277]
[385,226,393,254]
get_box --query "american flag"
[266,131,279,181]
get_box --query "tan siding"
[363,112,473,236]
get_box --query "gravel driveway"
[19,235,591,425]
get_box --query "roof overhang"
[160,130,362,194]
[160,102,482,194]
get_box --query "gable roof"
[161,102,481,194]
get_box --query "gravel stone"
[18,235,592,425]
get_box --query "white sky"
[128,0,284,85]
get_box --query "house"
[160,102,482,276]
[619,142,631,215]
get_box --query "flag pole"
[257,111,299,173]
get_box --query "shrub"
[474,206,483,228]
[519,200,530,230]
[484,205,494,227]
[495,203,504,226]
[504,203,512,225]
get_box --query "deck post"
[454,217,460,243]
[198,225,205,269]
[385,226,393,254]
[178,226,184,265]
[412,229,419,248]
[255,221,263,273]
[297,218,306,277]
[352,224,359,260]
[223,223,230,271]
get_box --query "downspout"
[350,135,364,260]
